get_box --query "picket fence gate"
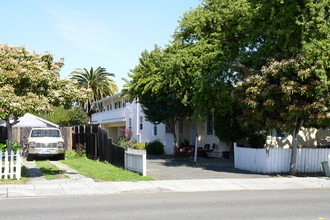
[0,150,22,180]
[234,143,330,173]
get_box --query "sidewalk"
[1,176,330,198]
[1,159,329,198]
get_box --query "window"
[106,104,110,111]
[267,129,286,139]
[153,124,158,136]
[276,130,285,138]
[115,102,118,109]
[123,99,129,108]
[118,101,121,108]
[140,116,143,130]
[110,104,112,110]
[207,112,213,135]
[128,118,132,130]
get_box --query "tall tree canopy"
[70,66,118,116]
[43,106,89,127]
[237,0,330,173]
[125,0,330,173]
[123,46,193,150]
[0,44,88,152]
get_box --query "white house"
[91,93,231,157]
[266,128,330,148]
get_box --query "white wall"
[266,128,330,148]
[196,121,230,158]
[125,101,174,155]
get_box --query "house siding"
[266,127,330,148]
[91,93,230,157]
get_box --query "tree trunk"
[166,119,178,156]
[5,118,13,154]
[289,119,303,174]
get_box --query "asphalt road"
[1,189,330,220]
[147,156,274,179]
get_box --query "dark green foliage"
[70,66,118,116]
[248,133,267,149]
[146,140,165,155]
[44,106,89,126]
[214,98,248,142]
[0,140,22,153]
[74,143,86,157]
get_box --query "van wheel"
[26,154,34,161]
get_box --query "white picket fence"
[234,143,330,173]
[125,148,147,176]
[0,150,22,180]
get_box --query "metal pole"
[194,134,198,162]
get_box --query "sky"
[1,0,201,90]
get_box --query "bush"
[146,140,164,155]
[0,140,22,153]
[74,143,86,157]
[132,142,146,150]
[248,133,267,149]
[118,136,136,150]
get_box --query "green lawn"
[35,161,68,180]
[0,166,28,185]
[61,152,154,182]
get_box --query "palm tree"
[70,66,118,117]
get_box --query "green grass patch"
[61,151,154,182]
[35,160,68,180]
[0,166,29,184]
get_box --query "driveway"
[147,156,272,180]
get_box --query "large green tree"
[125,0,330,174]
[171,0,255,139]
[236,0,330,173]
[43,106,89,127]
[70,66,118,116]
[0,44,88,152]
[123,46,193,151]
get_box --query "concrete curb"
[1,177,329,198]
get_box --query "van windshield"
[31,130,60,137]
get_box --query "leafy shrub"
[132,142,146,150]
[146,140,164,155]
[0,140,22,153]
[118,136,136,150]
[74,143,86,157]
[248,133,267,149]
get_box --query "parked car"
[26,127,65,161]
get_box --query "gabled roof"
[0,113,59,128]
[93,92,123,104]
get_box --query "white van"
[26,128,65,161]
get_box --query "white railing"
[125,148,146,176]
[234,143,330,173]
[0,150,22,180]
[91,108,127,124]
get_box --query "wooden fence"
[234,143,330,173]
[0,150,22,180]
[72,125,125,169]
